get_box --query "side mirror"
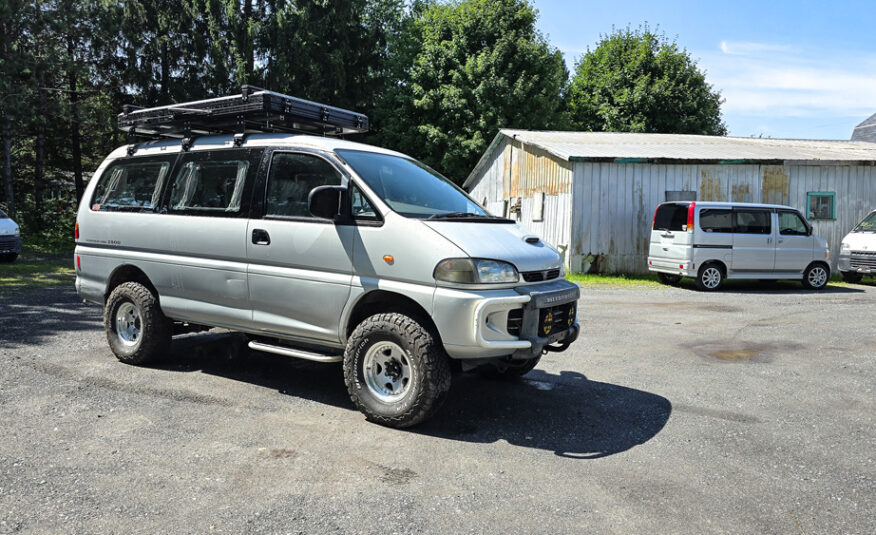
[308,185,346,220]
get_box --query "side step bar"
[248,341,343,363]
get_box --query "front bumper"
[433,279,580,360]
[0,236,22,255]
[839,252,876,274]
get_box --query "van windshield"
[853,212,876,232]
[336,150,494,220]
[0,208,7,219]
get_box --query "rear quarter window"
[91,158,172,211]
[699,209,733,233]
[653,204,688,231]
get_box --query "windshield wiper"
[427,212,492,220]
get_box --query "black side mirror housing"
[308,185,346,220]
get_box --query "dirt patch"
[685,340,804,363]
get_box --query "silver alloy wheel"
[363,341,414,403]
[115,301,142,347]
[701,266,722,289]
[808,266,828,288]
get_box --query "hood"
[0,217,18,236]
[841,231,876,251]
[423,221,562,273]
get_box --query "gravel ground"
[0,281,873,534]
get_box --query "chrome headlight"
[14,226,20,237]
[434,258,519,284]
[841,242,850,252]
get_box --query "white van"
[648,201,830,291]
[837,209,876,283]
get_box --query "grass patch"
[0,255,75,290]
[566,272,664,288]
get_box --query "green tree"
[375,0,568,183]
[568,26,726,135]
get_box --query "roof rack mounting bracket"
[126,128,138,156]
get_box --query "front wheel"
[802,263,829,290]
[0,253,17,263]
[841,271,863,284]
[344,313,451,428]
[695,263,723,291]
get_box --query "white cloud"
[698,41,876,118]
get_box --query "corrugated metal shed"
[466,130,876,274]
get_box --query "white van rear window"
[653,204,688,231]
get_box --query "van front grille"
[850,251,876,270]
[0,236,17,249]
[538,303,576,337]
[522,269,561,283]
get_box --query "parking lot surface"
[1,281,874,534]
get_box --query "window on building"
[807,192,835,220]
[734,209,771,234]
[699,208,733,233]
[665,190,696,202]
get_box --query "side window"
[266,153,342,217]
[91,158,171,211]
[699,209,733,233]
[734,209,771,234]
[779,211,808,236]
[168,151,257,214]
[807,192,835,220]
[351,185,379,221]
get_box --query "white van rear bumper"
[647,258,696,278]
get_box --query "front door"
[775,210,813,272]
[731,208,774,271]
[247,151,354,343]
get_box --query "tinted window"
[653,203,688,231]
[734,210,771,234]
[779,211,808,236]
[266,153,342,217]
[699,209,733,233]
[168,150,260,215]
[91,159,170,211]
[336,150,487,218]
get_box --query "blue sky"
[533,0,876,140]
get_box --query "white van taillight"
[686,202,696,232]
[652,205,660,229]
[74,221,79,240]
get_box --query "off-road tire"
[841,271,863,284]
[478,356,541,380]
[657,273,682,286]
[104,282,172,365]
[802,263,830,290]
[344,313,451,428]
[695,263,724,291]
[0,253,17,263]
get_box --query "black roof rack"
[117,85,369,139]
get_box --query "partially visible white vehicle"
[648,201,830,291]
[837,209,876,283]
[0,208,22,262]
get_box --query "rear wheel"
[104,282,172,365]
[841,271,863,284]
[657,273,682,286]
[802,263,829,290]
[344,313,451,428]
[695,263,723,291]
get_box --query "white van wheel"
[695,264,723,291]
[803,264,829,290]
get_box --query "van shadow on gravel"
[0,287,102,348]
[416,369,672,459]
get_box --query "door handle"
[252,229,271,245]
[767,237,772,244]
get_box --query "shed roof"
[464,130,876,188]
[852,113,876,142]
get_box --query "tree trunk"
[68,36,84,206]
[1,114,13,217]
[243,0,254,80]
[160,39,169,104]
[34,71,46,211]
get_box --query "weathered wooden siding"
[570,161,876,273]
[468,137,574,268]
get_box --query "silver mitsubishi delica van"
[648,201,830,291]
[837,209,876,283]
[74,88,580,427]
